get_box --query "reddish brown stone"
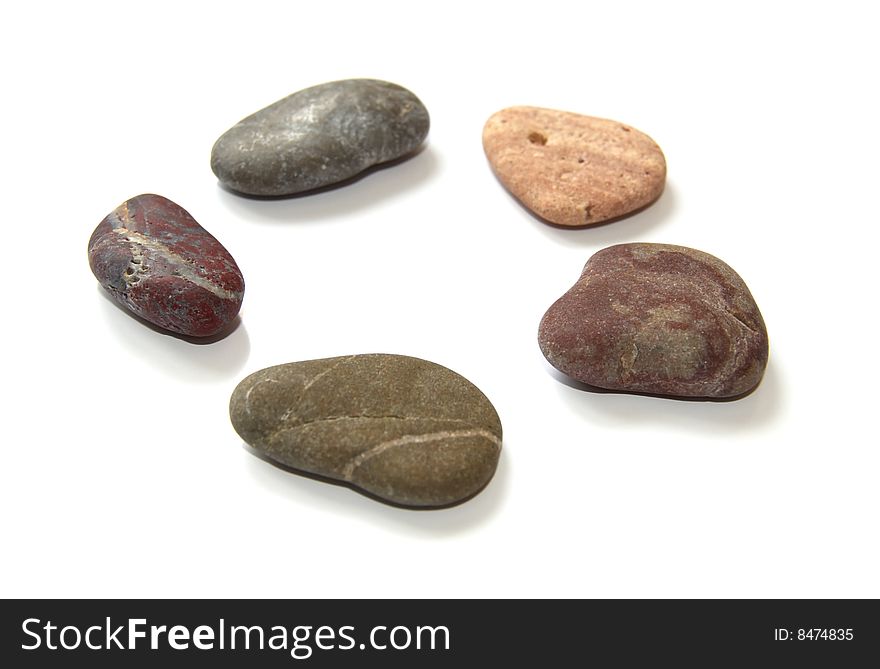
[88,194,244,337]
[538,243,768,398]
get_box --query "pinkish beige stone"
[483,106,666,227]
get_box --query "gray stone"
[230,354,502,507]
[211,79,430,196]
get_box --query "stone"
[482,106,666,226]
[230,354,502,507]
[538,243,768,398]
[211,79,430,196]
[88,194,244,337]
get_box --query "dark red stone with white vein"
[88,194,244,337]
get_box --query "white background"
[2,1,878,598]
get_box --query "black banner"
[2,599,877,666]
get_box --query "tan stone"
[230,355,502,508]
[482,106,666,227]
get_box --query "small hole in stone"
[124,267,134,276]
[578,158,585,163]
[528,132,547,145]
[620,126,631,132]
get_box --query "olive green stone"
[229,354,502,507]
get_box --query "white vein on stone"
[301,355,357,395]
[341,429,502,481]
[244,378,279,417]
[112,227,241,300]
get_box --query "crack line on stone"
[341,428,502,481]
[265,415,473,445]
[726,308,758,334]
[286,414,470,430]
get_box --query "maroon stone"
[538,243,769,399]
[88,194,244,337]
